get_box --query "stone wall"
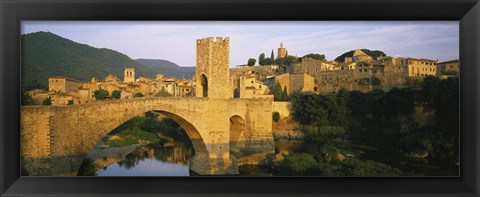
[317,68,410,93]
[272,101,291,119]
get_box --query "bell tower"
[124,67,135,83]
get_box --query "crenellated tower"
[196,37,231,99]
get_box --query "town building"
[232,75,271,98]
[48,76,81,92]
[352,49,373,62]
[274,73,316,95]
[397,57,438,77]
[437,59,459,76]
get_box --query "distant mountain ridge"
[135,59,196,79]
[21,31,193,90]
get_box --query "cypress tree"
[271,49,275,60]
[282,86,289,101]
[274,82,283,101]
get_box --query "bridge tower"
[196,37,231,99]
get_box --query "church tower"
[124,67,135,83]
[277,42,287,59]
[195,37,231,99]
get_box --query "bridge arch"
[75,103,209,175]
[153,110,208,154]
[229,115,246,159]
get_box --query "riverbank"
[272,116,303,140]
[85,138,142,170]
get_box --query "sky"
[21,21,459,67]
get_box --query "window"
[450,65,453,69]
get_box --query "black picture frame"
[1,0,479,196]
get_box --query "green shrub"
[133,92,144,98]
[104,127,159,147]
[273,112,280,122]
[42,97,52,105]
[94,89,109,100]
[112,90,122,99]
[276,153,321,176]
[154,89,172,97]
[342,159,403,176]
[303,125,346,140]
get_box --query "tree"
[67,100,74,105]
[442,70,458,76]
[21,90,36,106]
[275,55,298,66]
[112,90,122,99]
[42,97,52,105]
[282,86,289,101]
[259,53,266,65]
[422,76,441,100]
[154,89,172,97]
[333,88,350,128]
[133,92,144,98]
[273,112,280,122]
[270,49,275,60]
[370,76,381,86]
[273,82,283,101]
[94,89,109,100]
[247,58,256,66]
[264,58,273,65]
[302,53,326,61]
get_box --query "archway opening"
[229,115,246,159]
[233,88,240,98]
[77,110,207,176]
[201,74,208,97]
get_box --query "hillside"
[334,49,387,63]
[21,31,156,90]
[135,59,196,79]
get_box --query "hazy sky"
[22,21,459,67]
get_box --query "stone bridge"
[21,97,274,176]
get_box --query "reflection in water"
[93,142,194,176]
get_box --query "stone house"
[48,76,81,92]
[397,57,438,77]
[275,73,316,95]
[437,59,459,76]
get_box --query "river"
[78,137,455,176]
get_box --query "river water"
[80,138,454,176]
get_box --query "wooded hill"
[21,31,192,90]
[334,49,387,63]
[135,59,195,79]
